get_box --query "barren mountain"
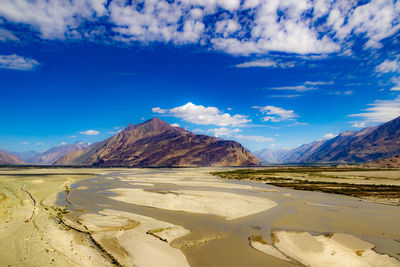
[269,116,400,163]
[0,149,23,165]
[29,142,89,164]
[56,118,259,167]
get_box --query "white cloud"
[269,85,316,92]
[288,121,308,126]
[152,107,167,114]
[191,126,272,143]
[0,0,107,39]
[0,54,39,70]
[253,106,298,122]
[351,122,366,128]
[152,102,251,127]
[0,0,398,55]
[207,127,241,137]
[304,81,334,86]
[69,135,77,138]
[171,123,180,127]
[268,80,333,92]
[234,135,274,143]
[390,77,400,91]
[323,133,338,139]
[270,95,301,98]
[60,142,67,145]
[236,59,296,68]
[0,27,18,41]
[36,142,43,145]
[80,130,100,135]
[348,97,400,123]
[215,19,241,37]
[21,141,29,145]
[107,130,122,134]
[376,58,400,73]
[343,90,353,95]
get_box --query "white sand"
[79,209,191,267]
[249,238,292,262]
[110,188,277,220]
[121,177,257,189]
[272,231,400,267]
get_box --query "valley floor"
[0,167,399,267]
[211,167,400,205]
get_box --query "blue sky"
[1,0,400,152]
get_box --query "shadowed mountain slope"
[56,118,259,167]
[0,149,23,165]
[257,116,400,164]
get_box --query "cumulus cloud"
[152,102,251,126]
[0,54,39,70]
[348,96,400,123]
[253,106,298,122]
[80,130,99,135]
[171,123,180,127]
[0,0,398,55]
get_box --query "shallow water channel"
[58,168,400,266]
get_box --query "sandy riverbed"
[1,167,400,266]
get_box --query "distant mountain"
[4,150,39,162]
[264,116,400,164]
[254,148,292,163]
[280,139,327,163]
[56,118,259,167]
[29,142,89,164]
[0,149,23,165]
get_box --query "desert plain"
[0,167,399,267]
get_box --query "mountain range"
[56,118,259,167]
[0,149,23,165]
[256,115,400,164]
[3,116,400,166]
[2,142,89,165]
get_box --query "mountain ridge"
[56,118,259,167]
[0,149,24,165]
[256,116,400,164]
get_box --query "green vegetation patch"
[211,168,400,203]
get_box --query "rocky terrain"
[364,155,400,168]
[0,149,23,165]
[28,142,89,164]
[56,118,259,167]
[257,116,400,164]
